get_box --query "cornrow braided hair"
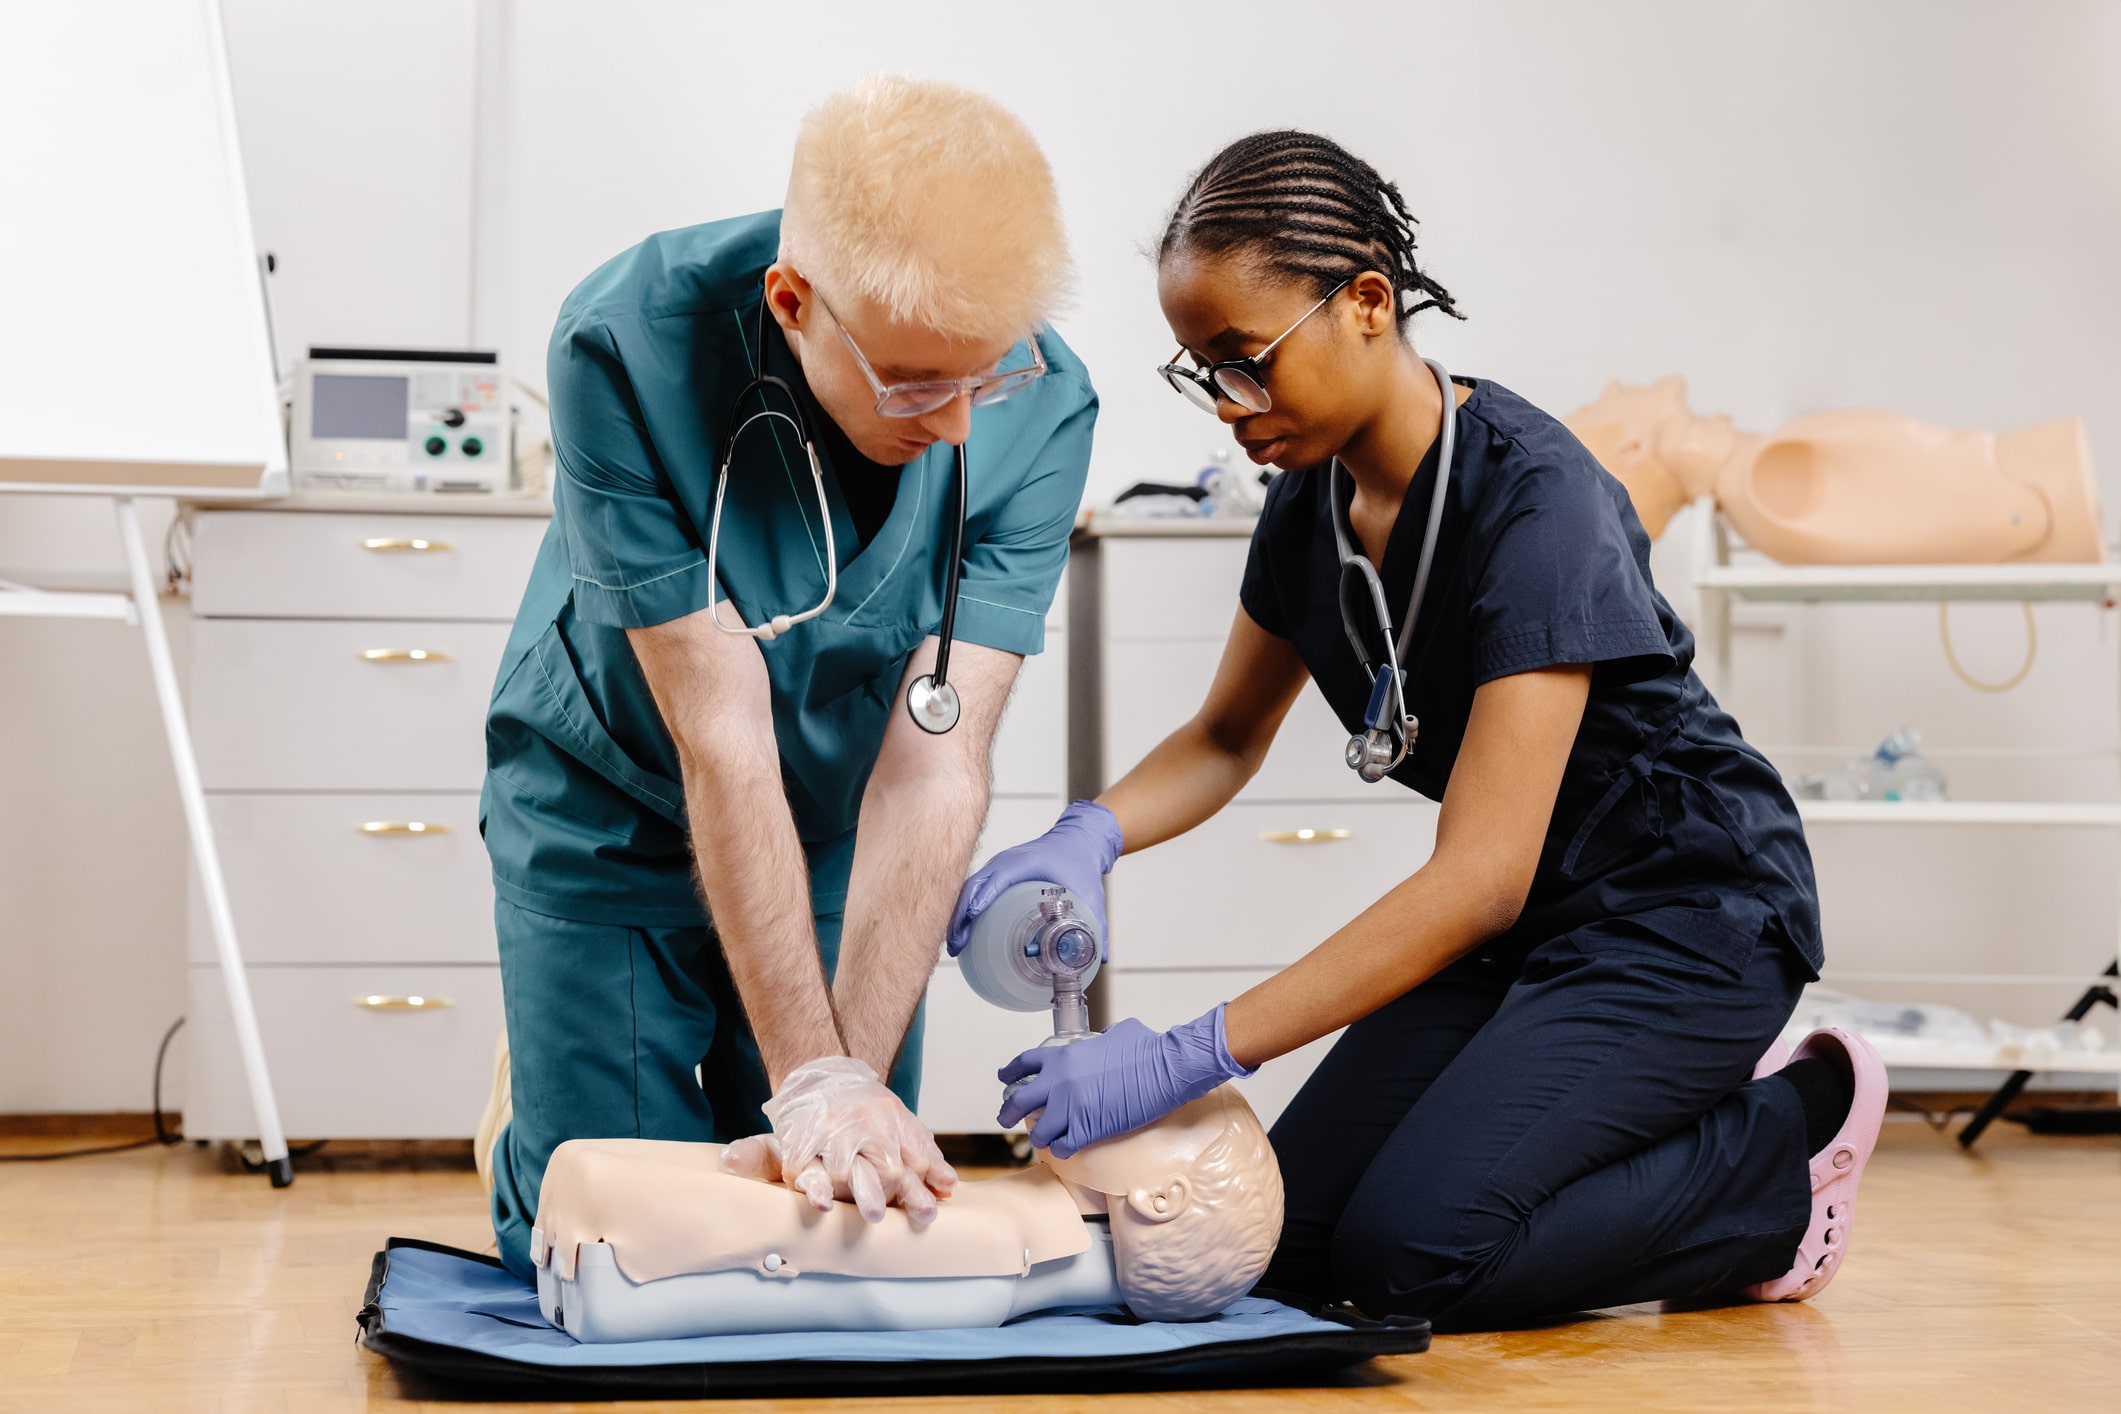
[1160,129,1465,327]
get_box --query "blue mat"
[358,1238,1428,1397]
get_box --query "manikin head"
[1043,1085,1284,1321]
[1154,129,1464,477]
[767,75,1072,468]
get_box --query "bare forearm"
[679,743,842,1087]
[833,636,1025,1076]
[1221,666,1591,1069]
[1097,717,1258,855]
[1221,853,1516,1068]
[1099,609,1308,855]
[833,763,991,1075]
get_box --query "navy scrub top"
[482,211,1099,927]
[1240,378,1822,977]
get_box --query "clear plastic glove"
[947,799,1123,960]
[995,1005,1254,1158]
[732,1056,957,1222]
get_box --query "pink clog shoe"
[1747,1026,1887,1302]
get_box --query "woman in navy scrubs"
[953,131,1888,1328]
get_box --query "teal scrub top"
[481,211,1098,927]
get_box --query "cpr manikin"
[529,1086,1283,1341]
[527,884,1283,1340]
[1563,375,2103,562]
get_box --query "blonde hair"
[781,75,1071,343]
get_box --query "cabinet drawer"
[187,794,494,965]
[917,959,1055,1134]
[1107,800,1437,969]
[1101,638,1402,802]
[990,628,1065,798]
[184,964,502,1140]
[1099,537,1251,642]
[1096,968,1340,1130]
[190,510,549,620]
[191,619,508,790]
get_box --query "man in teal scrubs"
[478,76,1095,1278]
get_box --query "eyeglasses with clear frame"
[812,288,1048,418]
[1156,277,1352,415]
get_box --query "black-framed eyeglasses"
[1155,277,1351,415]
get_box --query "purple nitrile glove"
[995,1004,1254,1158]
[947,800,1123,961]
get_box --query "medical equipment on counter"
[708,299,970,734]
[291,348,511,493]
[1335,357,1456,783]
[1799,727,1950,803]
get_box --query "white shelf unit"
[1688,497,2121,1086]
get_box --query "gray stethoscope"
[1336,357,1456,783]
[704,320,969,736]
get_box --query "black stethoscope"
[1334,357,1456,783]
[705,301,969,735]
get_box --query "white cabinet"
[182,501,547,1140]
[1108,801,1436,970]
[190,619,510,791]
[180,499,1063,1139]
[1070,524,1440,1128]
[185,795,497,966]
[186,965,507,1140]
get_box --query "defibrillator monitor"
[291,347,511,493]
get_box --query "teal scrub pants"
[488,897,926,1282]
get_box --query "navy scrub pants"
[487,898,925,1283]
[1263,912,1814,1329]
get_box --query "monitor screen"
[311,373,409,439]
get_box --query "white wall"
[5,0,2119,1109]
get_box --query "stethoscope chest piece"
[1346,663,1416,782]
[906,673,962,733]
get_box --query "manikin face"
[1156,247,1399,474]
[764,261,1020,468]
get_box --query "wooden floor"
[0,1119,2116,1412]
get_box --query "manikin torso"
[1563,375,2102,563]
[529,1086,1284,1340]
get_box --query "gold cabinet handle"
[356,821,453,836]
[360,536,454,553]
[1259,828,1353,844]
[355,995,455,1011]
[358,648,455,663]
